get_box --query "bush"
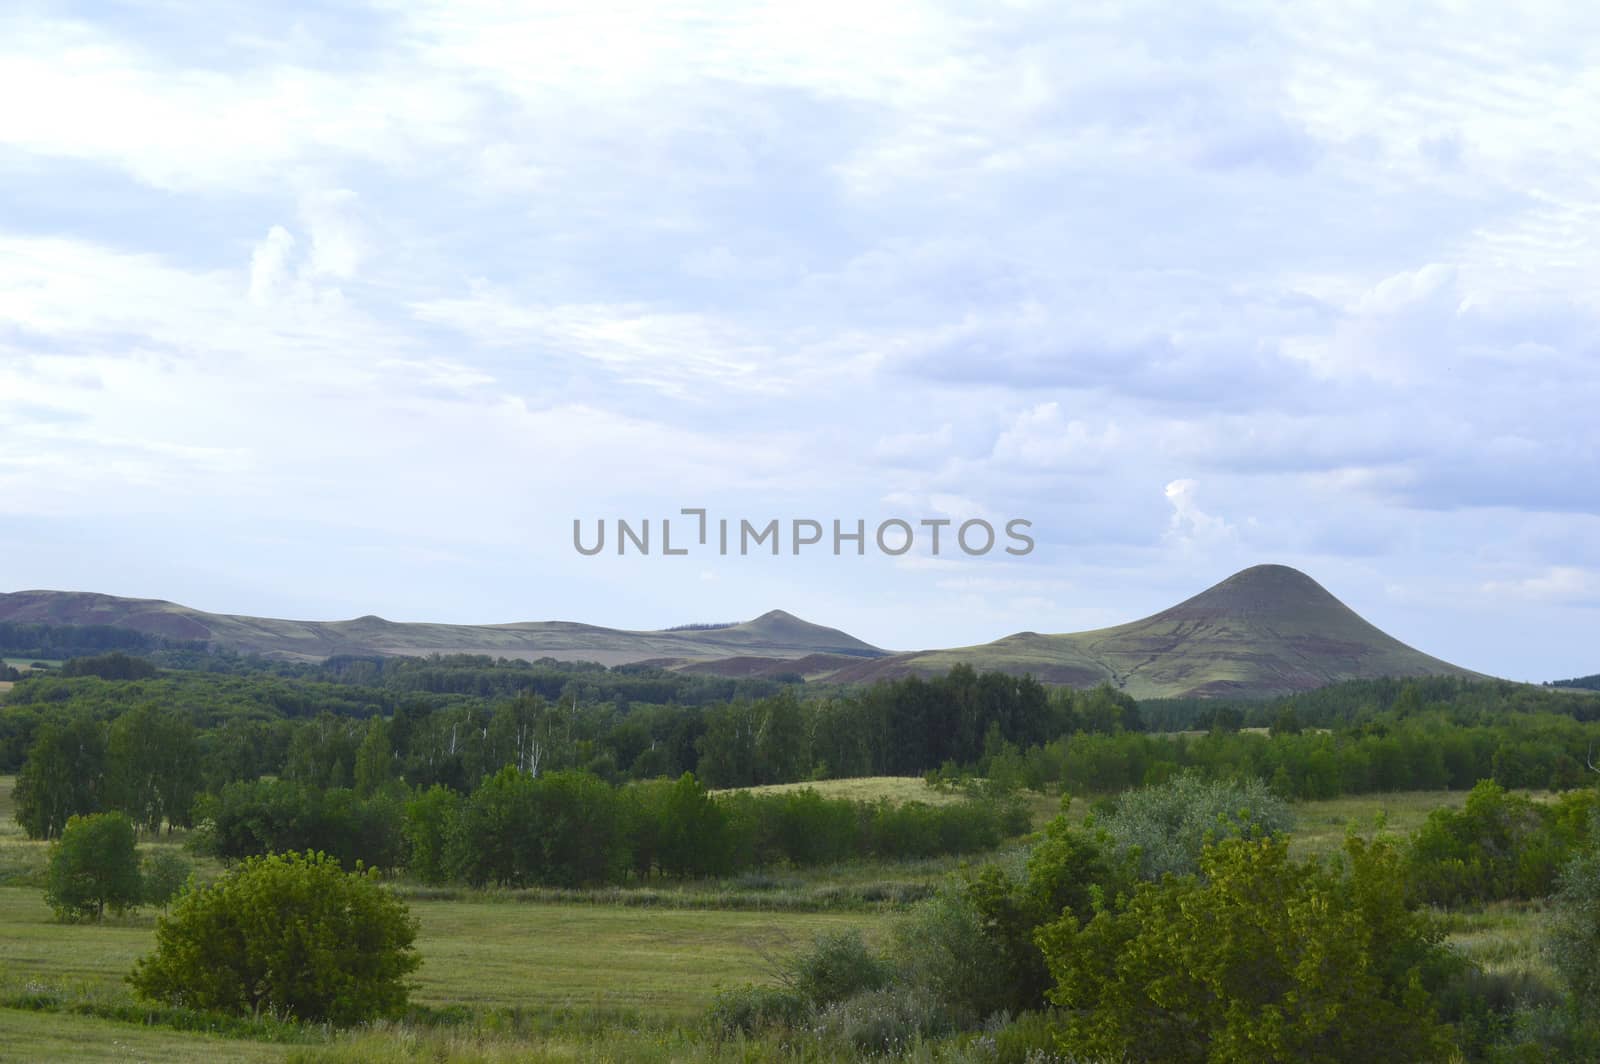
[1547,829,1600,1022]
[784,929,893,1009]
[45,812,143,921]
[128,850,420,1025]
[893,885,1006,1023]
[811,985,946,1056]
[706,984,808,1034]
[1098,771,1292,880]
[1038,835,1456,1063]
[1407,780,1587,906]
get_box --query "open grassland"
[0,886,879,1020]
[715,775,962,805]
[1443,903,1552,983]
[717,774,1062,832]
[0,1007,292,1063]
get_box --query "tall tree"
[107,703,201,833]
[353,718,395,796]
[14,714,107,839]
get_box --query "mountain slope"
[0,566,1486,696]
[826,565,1483,699]
[0,592,883,666]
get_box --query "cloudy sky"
[2,1,1597,681]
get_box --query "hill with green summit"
[826,564,1484,699]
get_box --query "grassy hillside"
[831,565,1484,699]
[1,565,1484,697]
[0,593,884,666]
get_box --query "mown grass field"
[716,774,1062,832]
[0,1007,292,1063]
[715,775,963,805]
[0,886,880,1018]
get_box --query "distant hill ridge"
[0,565,1487,697]
[0,592,883,667]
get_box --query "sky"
[1,1,1597,682]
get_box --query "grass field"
[0,1007,292,1063]
[715,776,963,805]
[0,886,878,1019]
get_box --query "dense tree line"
[11,647,1600,847]
[1141,675,1600,732]
[195,770,1027,885]
[980,711,1600,798]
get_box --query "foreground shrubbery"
[705,774,1600,1062]
[1042,834,1457,1062]
[129,851,420,1025]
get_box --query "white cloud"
[0,17,476,191]
[1164,479,1235,551]
[248,225,296,305]
[992,403,1122,470]
[1482,567,1600,607]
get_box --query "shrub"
[1547,830,1600,1022]
[784,929,893,1009]
[811,985,946,1056]
[706,984,808,1034]
[1038,835,1456,1063]
[128,850,420,1025]
[1407,780,1586,906]
[1098,771,1292,880]
[892,884,1009,1024]
[45,812,143,921]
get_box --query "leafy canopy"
[45,811,143,922]
[129,850,420,1025]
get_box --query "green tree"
[141,850,193,910]
[353,717,394,797]
[107,703,201,833]
[697,701,760,788]
[128,851,420,1025]
[452,766,540,887]
[14,713,107,839]
[755,690,808,784]
[656,772,731,878]
[283,713,360,789]
[402,784,463,884]
[45,812,143,921]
